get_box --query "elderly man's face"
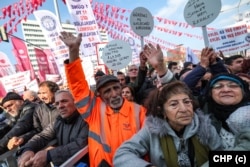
[128,65,138,78]
[54,92,76,119]
[98,82,123,109]
[3,100,23,118]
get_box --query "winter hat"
[178,68,192,80]
[1,92,23,106]
[94,70,105,77]
[209,73,245,89]
[96,75,119,92]
[183,62,193,69]
[201,73,250,106]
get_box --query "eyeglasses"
[129,68,138,72]
[212,82,241,90]
[168,99,193,110]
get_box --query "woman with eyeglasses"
[113,81,221,167]
[200,73,250,150]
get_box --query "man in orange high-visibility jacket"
[60,32,146,167]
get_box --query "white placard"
[0,71,31,94]
[65,0,101,57]
[184,0,221,27]
[102,40,132,70]
[26,79,39,93]
[130,7,154,36]
[34,10,68,83]
[208,24,250,55]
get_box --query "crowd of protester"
[0,31,250,167]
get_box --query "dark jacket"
[33,102,59,133]
[19,111,88,166]
[0,110,13,139]
[17,102,59,146]
[0,100,37,155]
[183,58,228,96]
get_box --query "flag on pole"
[11,37,36,80]
[185,47,200,64]
[12,49,24,72]
[0,81,6,97]
[34,47,51,75]
[43,49,60,75]
[34,10,67,83]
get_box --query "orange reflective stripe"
[75,95,90,108]
[80,96,97,119]
[88,131,111,152]
[99,102,111,153]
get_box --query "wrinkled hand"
[29,150,48,167]
[143,43,166,76]
[200,47,213,68]
[143,43,164,69]
[60,31,82,62]
[209,49,218,65]
[18,151,35,167]
[59,31,82,49]
[7,136,24,150]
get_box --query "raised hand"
[60,31,82,62]
[60,31,82,49]
[200,47,212,68]
[143,43,166,76]
[139,51,147,69]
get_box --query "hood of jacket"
[145,109,214,146]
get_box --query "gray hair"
[25,90,38,99]
[55,90,74,100]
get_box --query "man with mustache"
[60,31,147,167]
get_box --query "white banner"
[46,74,63,86]
[26,79,39,93]
[34,10,68,83]
[208,24,250,55]
[0,71,31,94]
[65,0,101,57]
[125,33,140,65]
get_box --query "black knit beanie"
[1,92,23,106]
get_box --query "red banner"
[34,48,50,81]
[0,81,6,97]
[11,37,36,80]
[0,51,15,77]
[12,49,24,72]
[43,49,60,75]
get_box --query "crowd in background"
[0,32,250,167]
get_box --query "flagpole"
[54,0,62,23]
[8,33,44,50]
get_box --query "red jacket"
[65,58,146,167]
